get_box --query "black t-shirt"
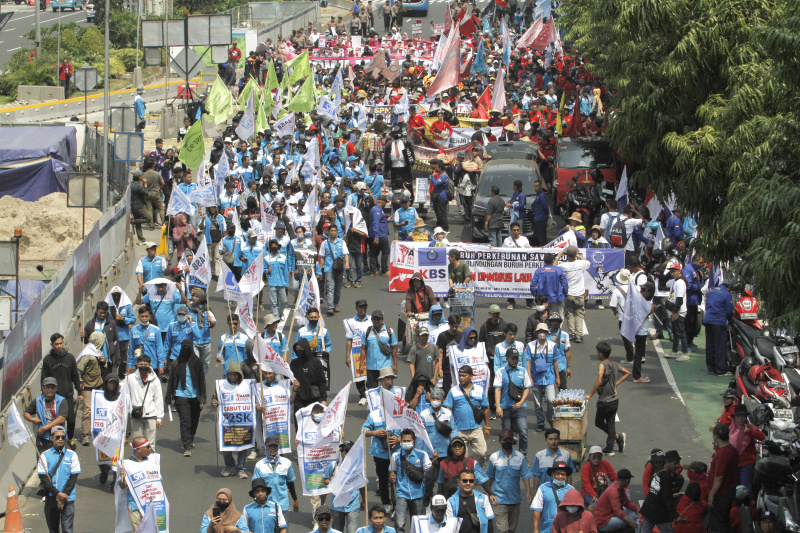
[457,493,480,533]
[437,330,462,370]
[487,196,506,229]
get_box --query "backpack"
[608,216,628,247]
[445,177,455,201]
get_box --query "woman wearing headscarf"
[200,488,248,533]
[165,339,206,456]
[78,332,106,445]
[172,212,197,259]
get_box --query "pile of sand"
[0,193,103,260]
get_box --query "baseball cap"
[371,309,384,318]
[355,299,368,308]
[588,445,603,455]
[665,450,682,463]
[617,468,634,480]
[721,388,738,399]
[42,377,58,387]
[315,506,333,518]
[176,305,188,315]
[506,347,520,359]
[265,435,280,447]
[500,429,514,442]
[418,327,430,336]
[143,241,157,249]
[431,495,448,509]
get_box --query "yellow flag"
[205,76,234,124]
[178,120,205,171]
[287,75,316,113]
[285,51,310,86]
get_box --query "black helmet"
[740,355,757,375]
[548,312,563,323]
[751,403,774,427]
[661,238,675,253]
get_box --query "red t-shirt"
[707,444,739,495]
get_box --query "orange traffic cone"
[3,485,23,533]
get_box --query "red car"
[554,136,617,220]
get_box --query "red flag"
[444,5,453,36]
[533,19,557,51]
[459,17,477,37]
[476,86,491,119]
[516,17,543,49]
[565,96,582,136]
[427,29,461,96]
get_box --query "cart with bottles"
[553,389,588,466]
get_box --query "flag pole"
[362,428,368,528]
[254,293,267,443]
[13,396,55,486]
[282,272,307,362]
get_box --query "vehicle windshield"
[478,169,537,196]
[558,144,615,169]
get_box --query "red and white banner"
[381,388,434,452]
[314,382,350,447]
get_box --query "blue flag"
[534,0,551,20]
[502,20,510,67]
[482,17,492,37]
[471,39,487,76]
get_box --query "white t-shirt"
[622,216,643,251]
[609,286,627,322]
[667,277,688,317]
[502,235,530,248]
[559,259,591,297]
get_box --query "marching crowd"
[21,1,762,533]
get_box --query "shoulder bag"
[327,240,344,273]
[459,385,485,424]
[37,451,66,497]
[401,454,426,483]
[131,379,152,419]
[507,369,525,402]
[367,326,392,356]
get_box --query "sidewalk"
[657,327,728,452]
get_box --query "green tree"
[80,25,105,55]
[559,0,800,329]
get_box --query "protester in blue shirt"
[187,288,216,374]
[215,314,249,375]
[486,429,533,532]
[493,348,533,455]
[530,254,568,317]
[363,409,402,513]
[128,307,165,371]
[445,469,496,533]
[162,305,198,363]
[294,309,333,360]
[369,195,391,275]
[141,282,185,341]
[507,180,526,225]
[266,239,290,319]
[546,314,571,391]
[365,164,384,197]
[261,314,287,356]
[530,461,575,533]
[443,358,491,467]
[529,429,577,491]
[237,229,264,274]
[419,387,455,459]
[704,280,734,376]
[24,378,67,451]
[360,310,398,387]
[199,488,250,533]
[108,287,136,376]
[524,323,560,431]
[324,441,364,533]
[221,225,242,277]
[321,224,350,316]
[356,506,397,533]
[244,478,288,533]
[531,181,550,246]
[390,429,432,533]
[431,160,450,231]
[682,256,705,350]
[164,339,206,455]
[37,425,80,532]
[136,243,167,289]
[393,195,417,240]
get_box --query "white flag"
[275,112,296,139]
[189,183,218,207]
[305,137,320,173]
[239,252,264,295]
[305,185,318,228]
[329,432,366,507]
[272,89,283,120]
[491,67,507,113]
[236,298,258,338]
[380,388,435,452]
[295,272,321,326]
[177,251,189,272]
[215,150,231,183]
[351,207,368,236]
[256,335,295,380]
[616,167,628,207]
[216,261,251,303]
[621,280,652,343]
[190,237,212,286]
[235,91,255,142]
[167,183,197,217]
[316,382,351,443]
[135,500,159,533]
[93,384,127,460]
[7,401,31,449]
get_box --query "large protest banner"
[216,379,256,452]
[390,242,625,298]
[254,379,292,454]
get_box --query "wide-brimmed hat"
[546,460,573,476]
[378,367,396,380]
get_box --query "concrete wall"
[17,85,66,104]
[254,3,321,43]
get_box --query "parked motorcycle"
[735,355,792,410]
[562,175,592,226]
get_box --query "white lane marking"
[615,413,620,422]
[653,337,686,405]
[8,46,22,51]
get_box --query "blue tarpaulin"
[0,126,78,201]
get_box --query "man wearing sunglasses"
[445,469,495,533]
[37,425,80,533]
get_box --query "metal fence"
[220,2,320,29]
[82,125,130,204]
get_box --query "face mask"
[431,400,442,409]
[401,442,414,451]
[313,413,324,422]
[139,367,150,377]
[308,320,319,329]
[267,451,280,463]
[565,506,579,514]
[502,442,513,451]
[536,305,546,312]
[552,479,565,488]
[271,247,279,253]
[178,315,187,323]
[216,501,230,510]
[538,332,547,341]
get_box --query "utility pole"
[102,0,110,212]
[34,0,41,57]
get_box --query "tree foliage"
[559,0,800,330]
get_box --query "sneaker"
[687,346,697,352]
[82,436,90,446]
[237,470,248,479]
[642,356,646,363]
[688,342,698,349]
[327,309,335,316]
[633,377,651,383]
[620,359,633,364]
[247,449,257,460]
[526,302,534,309]
[676,353,690,362]
[69,439,77,450]
[717,371,733,377]
[665,352,679,359]
[221,466,233,477]
[99,470,109,485]
[354,282,362,288]
[490,414,497,420]
[344,281,353,288]
[507,304,515,310]
[171,405,177,412]
[358,397,368,406]
[597,304,605,310]
[603,449,616,456]
[617,432,626,453]
[334,307,341,313]
[184,449,192,457]
[575,337,583,343]
[189,441,195,450]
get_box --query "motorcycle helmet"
[751,403,774,427]
[661,238,675,253]
[740,355,756,376]
[548,312,563,324]
[591,169,603,183]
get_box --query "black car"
[471,156,543,242]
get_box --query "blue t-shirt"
[443,384,489,432]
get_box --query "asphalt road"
[0,3,92,68]
[14,206,711,532]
